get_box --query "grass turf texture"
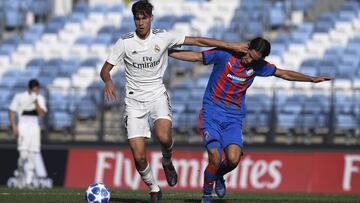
[0,187,359,203]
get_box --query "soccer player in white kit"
[8,79,47,188]
[100,1,247,202]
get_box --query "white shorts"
[18,122,41,152]
[124,92,172,139]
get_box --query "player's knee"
[207,142,222,167]
[159,134,172,147]
[155,119,171,140]
[209,155,221,167]
[227,153,241,168]
[134,155,147,167]
[227,157,240,169]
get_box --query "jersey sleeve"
[255,61,277,77]
[164,31,186,48]
[38,95,47,113]
[9,94,19,112]
[201,48,219,65]
[106,38,125,65]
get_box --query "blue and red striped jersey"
[201,49,276,117]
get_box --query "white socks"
[25,152,36,186]
[139,164,160,192]
[17,151,36,187]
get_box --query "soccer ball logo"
[85,183,111,203]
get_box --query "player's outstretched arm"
[274,68,333,83]
[168,50,203,62]
[100,62,117,101]
[183,36,248,53]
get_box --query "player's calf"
[161,139,178,187]
[162,159,178,187]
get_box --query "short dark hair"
[249,37,271,58]
[28,79,40,89]
[132,0,153,17]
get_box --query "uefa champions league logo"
[6,152,53,188]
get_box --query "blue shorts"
[198,107,244,150]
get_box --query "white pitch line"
[1,192,82,195]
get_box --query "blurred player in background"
[8,79,47,189]
[169,37,333,203]
[99,0,247,202]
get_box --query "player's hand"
[311,76,334,83]
[231,43,249,53]
[104,80,117,102]
[12,126,18,138]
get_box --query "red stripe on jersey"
[198,109,204,138]
[212,56,236,101]
[224,63,246,105]
[235,79,248,106]
[203,49,215,54]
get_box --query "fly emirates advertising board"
[65,149,360,194]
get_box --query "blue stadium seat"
[0,88,12,109]
[277,112,298,129]
[109,3,125,12]
[28,0,53,18]
[336,114,357,130]
[3,0,27,29]
[94,35,112,45]
[76,99,97,119]
[75,36,93,46]
[81,57,100,67]
[170,88,191,102]
[26,58,45,69]
[50,111,73,129]
[154,15,177,30]
[0,110,11,128]
[90,4,108,13]
[73,2,89,14]
[0,76,17,88]
[98,25,116,35]
[68,12,87,23]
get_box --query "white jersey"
[9,91,47,125]
[107,29,185,102]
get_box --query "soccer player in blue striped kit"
[170,37,332,203]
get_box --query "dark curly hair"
[132,0,153,17]
[249,37,271,58]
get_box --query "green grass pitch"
[1,187,360,203]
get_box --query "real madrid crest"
[154,44,160,52]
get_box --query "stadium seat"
[0,110,11,129]
[336,113,357,130]
[50,111,73,130]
